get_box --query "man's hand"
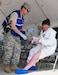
[19,32,27,40]
[34,39,39,44]
[32,37,39,44]
[27,37,33,42]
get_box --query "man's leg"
[3,33,14,73]
[27,44,42,64]
[11,37,21,71]
[24,50,41,70]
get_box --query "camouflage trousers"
[3,32,21,65]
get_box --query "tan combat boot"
[4,65,12,73]
[11,64,18,71]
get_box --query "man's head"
[42,18,50,31]
[20,2,31,15]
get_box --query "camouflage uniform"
[3,31,21,65]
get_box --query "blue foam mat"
[28,66,37,71]
[15,69,28,74]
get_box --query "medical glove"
[19,32,27,40]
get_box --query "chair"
[53,39,58,71]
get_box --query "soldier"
[2,2,31,73]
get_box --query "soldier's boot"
[4,65,12,73]
[11,64,18,71]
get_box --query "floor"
[0,58,58,75]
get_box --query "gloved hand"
[19,32,27,40]
[27,28,35,33]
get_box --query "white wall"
[51,21,58,27]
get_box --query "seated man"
[15,18,57,74]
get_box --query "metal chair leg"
[53,55,58,71]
